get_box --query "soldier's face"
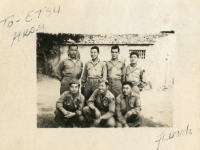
[98,82,108,93]
[70,84,79,94]
[122,85,132,95]
[130,55,138,64]
[69,46,78,58]
[111,49,119,59]
[90,49,99,60]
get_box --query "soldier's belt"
[107,78,121,81]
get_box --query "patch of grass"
[37,113,58,128]
[142,117,170,127]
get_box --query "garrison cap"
[69,79,80,85]
[98,79,109,85]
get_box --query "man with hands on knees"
[82,79,115,127]
[115,81,143,128]
[54,79,85,128]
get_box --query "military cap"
[69,79,80,85]
[122,81,133,88]
[98,78,109,85]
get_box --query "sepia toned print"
[37,32,175,128]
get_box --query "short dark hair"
[91,46,99,53]
[111,45,120,52]
[69,83,80,87]
[69,44,78,50]
[122,81,133,88]
[130,51,139,58]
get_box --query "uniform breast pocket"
[74,101,79,108]
[64,99,71,105]
[66,64,73,69]
[116,65,122,70]
[76,64,83,72]
[129,99,135,108]
[95,66,102,76]
[103,99,109,107]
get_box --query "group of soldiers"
[54,44,145,128]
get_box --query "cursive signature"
[155,124,192,150]
[0,5,61,47]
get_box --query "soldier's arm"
[79,61,84,79]
[102,62,107,80]
[56,92,71,115]
[75,96,85,116]
[115,96,127,125]
[140,68,147,83]
[86,89,98,109]
[56,60,64,81]
[122,66,127,82]
[101,97,115,120]
[131,96,142,114]
[81,63,87,86]
[121,62,126,83]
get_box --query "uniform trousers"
[108,78,122,98]
[54,109,85,127]
[82,106,115,127]
[116,112,143,127]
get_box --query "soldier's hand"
[125,111,133,119]
[131,109,137,115]
[94,118,102,127]
[89,105,96,110]
[61,109,70,116]
[65,112,75,118]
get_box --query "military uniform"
[56,58,83,94]
[82,89,115,127]
[115,92,143,127]
[81,59,107,101]
[124,65,144,94]
[54,91,85,127]
[106,60,125,97]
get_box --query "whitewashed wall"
[59,35,175,90]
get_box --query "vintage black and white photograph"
[37,32,175,128]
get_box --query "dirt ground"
[37,75,173,128]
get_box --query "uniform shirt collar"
[97,89,110,99]
[68,57,80,61]
[66,91,81,102]
[89,58,100,65]
[127,64,139,70]
[109,59,120,64]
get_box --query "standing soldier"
[115,81,143,127]
[56,44,83,95]
[54,79,85,128]
[82,79,115,127]
[123,51,145,94]
[106,45,125,97]
[81,46,107,101]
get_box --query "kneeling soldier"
[82,79,115,127]
[115,81,143,127]
[54,79,85,128]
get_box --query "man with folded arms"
[82,79,115,127]
[54,79,85,128]
[115,81,143,127]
